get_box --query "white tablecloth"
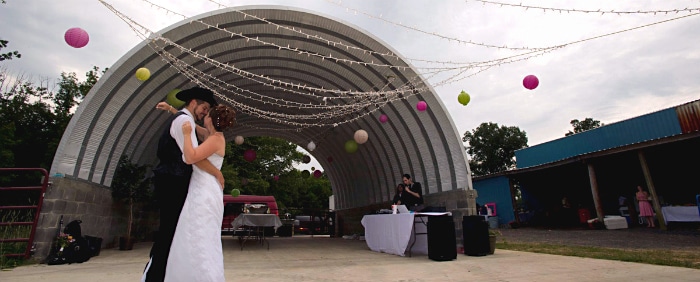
[232,214,283,231]
[661,206,700,223]
[361,213,435,257]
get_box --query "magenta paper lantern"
[273,175,280,181]
[243,149,256,162]
[379,114,388,123]
[523,75,539,90]
[416,101,427,111]
[64,27,89,48]
[313,170,322,178]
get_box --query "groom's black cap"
[176,87,218,106]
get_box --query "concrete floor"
[1,235,699,282]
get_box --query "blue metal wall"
[473,176,514,226]
[515,108,682,168]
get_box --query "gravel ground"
[499,224,700,251]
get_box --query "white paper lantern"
[234,135,244,145]
[354,129,368,144]
[307,141,316,152]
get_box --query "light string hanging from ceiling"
[469,0,700,15]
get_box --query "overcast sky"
[2,0,699,171]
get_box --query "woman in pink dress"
[636,185,655,228]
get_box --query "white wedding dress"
[164,153,225,282]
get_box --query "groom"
[144,87,222,282]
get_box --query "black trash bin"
[278,219,295,237]
[462,215,489,256]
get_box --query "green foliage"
[0,66,104,171]
[0,39,21,62]
[0,210,31,269]
[111,155,152,239]
[566,118,604,136]
[462,122,528,177]
[222,136,331,211]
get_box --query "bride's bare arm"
[183,121,224,189]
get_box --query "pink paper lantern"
[313,170,322,178]
[327,156,333,163]
[416,101,428,112]
[523,75,539,90]
[379,114,388,123]
[64,27,89,48]
[273,175,280,181]
[243,149,256,162]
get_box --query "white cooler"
[604,215,628,229]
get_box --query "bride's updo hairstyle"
[209,105,236,132]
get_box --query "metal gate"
[0,168,49,259]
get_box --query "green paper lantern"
[458,91,471,106]
[166,89,185,108]
[345,140,358,153]
[230,188,241,197]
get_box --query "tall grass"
[0,210,32,269]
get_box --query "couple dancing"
[142,87,235,282]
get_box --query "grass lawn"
[497,241,700,269]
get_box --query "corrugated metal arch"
[50,6,472,210]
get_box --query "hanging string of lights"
[469,0,700,15]
[100,0,700,131]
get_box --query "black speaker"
[427,215,457,261]
[463,216,489,256]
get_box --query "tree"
[0,67,104,170]
[566,118,604,136]
[462,122,528,177]
[111,155,152,243]
[0,2,21,62]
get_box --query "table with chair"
[231,213,282,250]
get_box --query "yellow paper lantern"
[135,67,150,81]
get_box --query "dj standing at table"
[402,174,424,211]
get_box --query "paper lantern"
[379,114,388,123]
[313,170,322,178]
[354,129,368,144]
[230,188,241,197]
[135,68,151,81]
[243,149,256,162]
[307,141,316,152]
[302,155,311,164]
[327,156,333,163]
[64,27,89,48]
[311,167,315,171]
[166,89,185,108]
[345,140,358,153]
[523,75,539,90]
[273,175,279,181]
[416,101,428,111]
[458,91,471,106]
[301,170,310,178]
[234,136,244,145]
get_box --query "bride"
[165,104,236,282]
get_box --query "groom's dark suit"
[145,111,192,282]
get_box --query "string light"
[469,0,700,15]
[99,0,700,130]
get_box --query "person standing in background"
[402,174,424,211]
[636,185,656,228]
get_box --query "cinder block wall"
[33,176,115,261]
[335,189,477,249]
